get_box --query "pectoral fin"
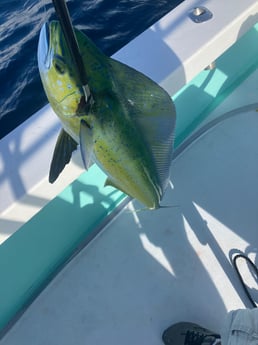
[49,129,78,183]
[80,119,94,170]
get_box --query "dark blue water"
[0,0,183,139]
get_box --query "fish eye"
[53,55,66,75]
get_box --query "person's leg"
[162,309,258,345]
[221,309,258,345]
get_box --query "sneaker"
[162,322,221,345]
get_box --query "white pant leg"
[221,309,258,345]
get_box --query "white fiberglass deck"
[1,70,258,344]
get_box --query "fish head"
[38,21,87,119]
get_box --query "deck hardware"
[189,6,213,23]
[205,61,216,70]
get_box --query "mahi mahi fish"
[37,21,176,209]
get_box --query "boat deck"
[1,69,258,344]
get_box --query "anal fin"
[105,177,128,195]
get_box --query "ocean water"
[0,0,183,139]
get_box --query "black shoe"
[162,322,221,345]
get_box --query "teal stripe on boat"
[0,166,125,333]
[174,23,258,147]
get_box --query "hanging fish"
[37,21,176,209]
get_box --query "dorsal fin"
[49,129,78,183]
